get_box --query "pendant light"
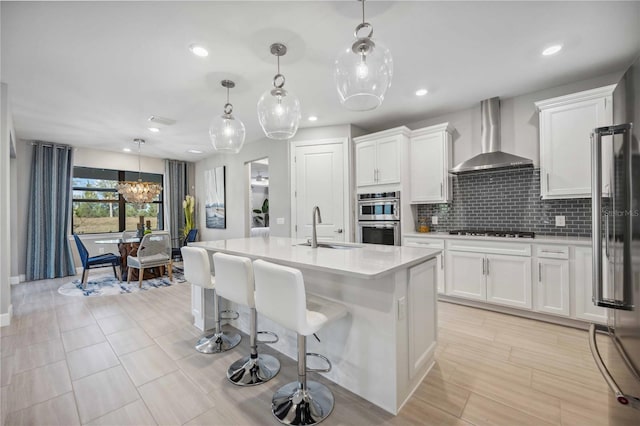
[334,0,393,111]
[257,43,301,140]
[209,80,246,154]
[117,139,163,206]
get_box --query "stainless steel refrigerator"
[590,54,640,421]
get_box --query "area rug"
[58,270,186,297]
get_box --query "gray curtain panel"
[26,142,76,280]
[165,159,187,243]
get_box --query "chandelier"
[209,79,246,154]
[117,139,162,205]
[257,42,301,140]
[334,0,393,111]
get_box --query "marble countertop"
[190,237,440,279]
[403,232,592,246]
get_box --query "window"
[72,167,164,234]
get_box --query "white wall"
[1,83,14,323]
[195,124,354,242]
[74,146,165,174]
[405,71,623,167]
[196,138,289,241]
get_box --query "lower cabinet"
[534,258,570,316]
[403,234,607,324]
[486,254,532,309]
[445,251,486,300]
[446,251,532,309]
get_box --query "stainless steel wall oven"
[357,192,400,246]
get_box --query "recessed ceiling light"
[123,148,131,152]
[148,127,160,133]
[189,44,209,57]
[415,89,429,96]
[187,149,203,154]
[308,116,318,122]
[542,44,563,56]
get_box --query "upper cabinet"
[354,127,410,188]
[535,85,615,199]
[409,123,454,204]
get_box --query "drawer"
[446,239,531,257]
[535,245,569,259]
[403,237,444,249]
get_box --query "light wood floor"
[1,275,638,426]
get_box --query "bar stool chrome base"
[272,381,334,425]
[227,353,281,386]
[195,331,241,354]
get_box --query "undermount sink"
[297,242,363,250]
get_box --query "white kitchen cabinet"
[404,237,445,293]
[486,254,532,309]
[574,246,608,323]
[445,251,486,301]
[535,85,615,199]
[445,240,532,309]
[535,258,570,316]
[409,123,453,204]
[354,127,410,188]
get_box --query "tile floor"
[1,275,638,425]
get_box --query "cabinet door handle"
[441,255,444,270]
[482,258,485,275]
[546,173,550,192]
[440,182,443,197]
[486,258,490,275]
[538,262,542,282]
[541,250,565,255]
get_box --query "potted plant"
[253,198,269,227]
[183,195,195,237]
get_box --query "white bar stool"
[212,252,281,386]
[181,247,241,354]
[253,259,347,426]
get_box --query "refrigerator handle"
[589,324,640,408]
[592,124,634,310]
[591,130,604,306]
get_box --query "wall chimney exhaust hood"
[450,97,533,174]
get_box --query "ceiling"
[2,1,639,161]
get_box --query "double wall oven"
[357,191,400,246]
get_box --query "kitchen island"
[190,237,440,415]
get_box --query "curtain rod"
[30,142,73,149]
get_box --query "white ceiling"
[2,1,639,161]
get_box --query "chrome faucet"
[311,206,322,248]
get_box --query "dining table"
[94,237,165,280]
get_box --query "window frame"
[72,167,164,234]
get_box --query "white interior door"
[294,143,345,242]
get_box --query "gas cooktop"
[448,230,535,238]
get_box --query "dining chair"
[172,228,198,261]
[73,234,122,289]
[127,231,173,287]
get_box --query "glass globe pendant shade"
[335,36,393,111]
[209,80,246,154]
[257,87,301,140]
[209,113,246,154]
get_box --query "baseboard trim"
[0,304,13,327]
[10,274,25,285]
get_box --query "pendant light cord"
[137,140,142,181]
[361,0,365,25]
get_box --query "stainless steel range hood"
[450,97,533,174]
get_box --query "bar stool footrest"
[306,352,331,373]
[219,310,240,320]
[257,330,279,344]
